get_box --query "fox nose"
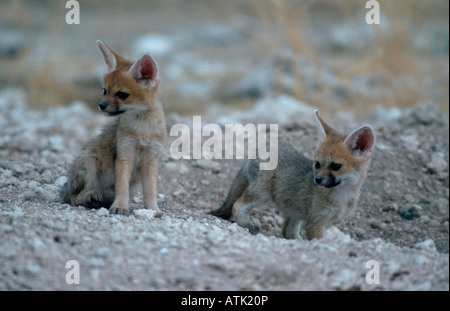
[98,102,108,111]
[314,176,324,185]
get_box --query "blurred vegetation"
[0,0,448,115]
[249,0,449,114]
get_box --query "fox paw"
[144,205,163,218]
[153,210,163,218]
[82,190,104,209]
[109,205,130,215]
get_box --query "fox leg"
[282,217,302,239]
[305,220,327,240]
[140,156,162,216]
[232,195,261,235]
[109,151,133,215]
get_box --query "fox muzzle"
[98,102,124,116]
[98,102,108,111]
[314,175,341,188]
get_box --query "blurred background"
[0,0,448,122]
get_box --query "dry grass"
[0,0,252,111]
[0,0,448,115]
[249,0,449,115]
[0,1,90,107]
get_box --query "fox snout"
[98,101,124,116]
[98,101,108,111]
[314,174,341,188]
[314,176,324,185]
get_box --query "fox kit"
[210,110,375,240]
[60,40,167,215]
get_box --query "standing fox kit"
[210,111,376,240]
[61,40,167,215]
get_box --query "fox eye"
[102,88,106,95]
[116,91,129,100]
[314,161,321,169]
[329,163,342,171]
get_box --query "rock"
[368,219,386,230]
[415,239,437,253]
[391,203,399,212]
[419,215,430,224]
[25,262,41,275]
[398,205,422,220]
[329,268,359,290]
[259,264,298,286]
[439,219,449,233]
[30,237,46,255]
[55,176,68,187]
[96,208,109,217]
[193,159,221,173]
[353,227,366,238]
[29,185,59,202]
[164,161,189,174]
[3,205,24,218]
[427,152,448,173]
[48,135,64,152]
[321,226,352,244]
[40,170,53,184]
[134,209,157,220]
[173,189,185,197]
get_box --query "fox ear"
[344,125,376,157]
[97,40,116,71]
[314,110,338,140]
[129,54,159,88]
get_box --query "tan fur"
[60,41,167,215]
[210,110,375,240]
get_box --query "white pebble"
[134,209,156,220]
[96,208,109,216]
[55,176,68,187]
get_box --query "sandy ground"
[0,88,448,291]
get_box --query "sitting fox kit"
[210,111,375,240]
[60,40,167,215]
